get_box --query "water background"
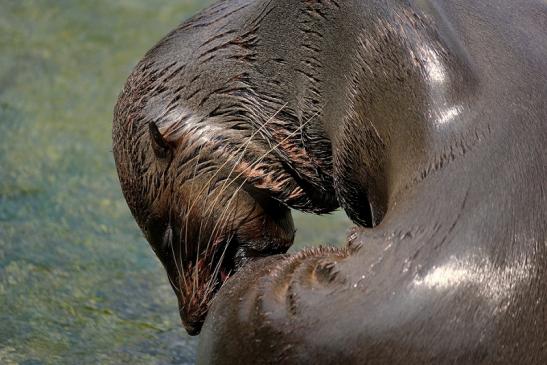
[0,1,352,363]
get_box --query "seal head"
[112,2,340,333]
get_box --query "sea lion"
[112,0,547,363]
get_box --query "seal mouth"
[175,233,245,335]
[173,212,293,336]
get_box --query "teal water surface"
[0,1,352,364]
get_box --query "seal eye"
[148,122,172,160]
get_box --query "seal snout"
[183,319,202,337]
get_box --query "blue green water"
[0,1,351,363]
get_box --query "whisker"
[185,143,206,250]
[181,109,317,308]
[184,145,207,297]
[185,104,288,289]
[164,176,187,291]
[200,108,317,248]
[213,109,317,202]
[196,113,318,297]
[181,103,287,233]
[200,102,289,217]
[202,111,318,247]
[167,272,181,294]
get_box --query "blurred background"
[0,1,352,364]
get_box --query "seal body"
[113,0,547,363]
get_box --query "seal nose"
[183,320,202,336]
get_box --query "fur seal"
[113,0,547,363]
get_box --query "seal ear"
[148,122,173,160]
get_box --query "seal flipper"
[148,122,173,161]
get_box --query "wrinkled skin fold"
[113,0,547,363]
